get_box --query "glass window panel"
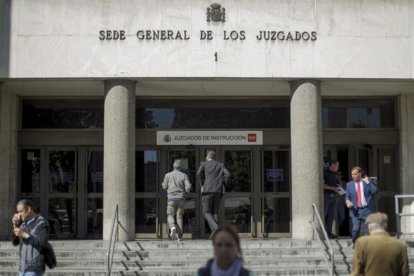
[380,103,395,128]
[136,107,290,129]
[87,198,103,238]
[322,107,347,128]
[136,151,158,193]
[88,151,103,193]
[322,99,395,128]
[48,198,76,238]
[225,151,251,192]
[135,198,157,233]
[224,197,251,233]
[348,108,369,128]
[263,150,289,192]
[49,151,76,193]
[22,100,104,129]
[183,199,196,235]
[21,149,41,193]
[167,151,195,192]
[263,197,290,233]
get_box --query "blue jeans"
[19,272,44,276]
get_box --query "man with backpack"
[12,199,51,276]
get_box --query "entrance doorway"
[136,146,292,239]
[323,144,399,236]
[19,146,292,239]
[20,147,104,239]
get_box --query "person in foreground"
[197,225,253,276]
[351,212,409,276]
[12,199,50,276]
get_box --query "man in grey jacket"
[162,159,192,241]
[12,199,50,276]
[197,150,230,238]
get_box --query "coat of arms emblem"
[163,135,171,143]
[207,3,225,22]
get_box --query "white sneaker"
[170,227,177,240]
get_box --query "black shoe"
[328,233,338,239]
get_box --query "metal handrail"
[310,203,334,276]
[107,204,119,276]
[395,195,414,238]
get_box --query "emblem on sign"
[207,3,225,22]
[163,135,172,143]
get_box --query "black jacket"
[12,215,50,273]
[197,159,230,193]
[197,259,253,276]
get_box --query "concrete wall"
[1,0,414,79]
[0,86,18,240]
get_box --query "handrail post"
[309,203,334,276]
[395,195,400,239]
[107,204,119,276]
[394,195,414,240]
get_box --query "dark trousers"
[202,192,222,233]
[324,193,337,235]
[351,208,370,243]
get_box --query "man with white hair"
[161,159,192,241]
[351,212,409,276]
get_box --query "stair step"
[1,239,414,275]
[0,269,334,276]
[0,258,328,269]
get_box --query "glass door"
[221,148,253,237]
[20,148,42,215]
[47,149,77,239]
[20,147,99,239]
[135,149,159,238]
[374,146,398,233]
[86,149,103,239]
[260,148,291,238]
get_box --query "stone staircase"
[331,239,414,275]
[0,238,412,275]
[0,239,329,275]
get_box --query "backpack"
[42,242,57,269]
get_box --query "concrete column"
[0,84,19,240]
[103,80,136,241]
[290,80,323,239]
[399,94,414,237]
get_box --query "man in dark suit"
[323,160,340,239]
[197,150,229,238]
[345,166,378,244]
[351,212,409,276]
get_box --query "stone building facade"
[1,0,414,240]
